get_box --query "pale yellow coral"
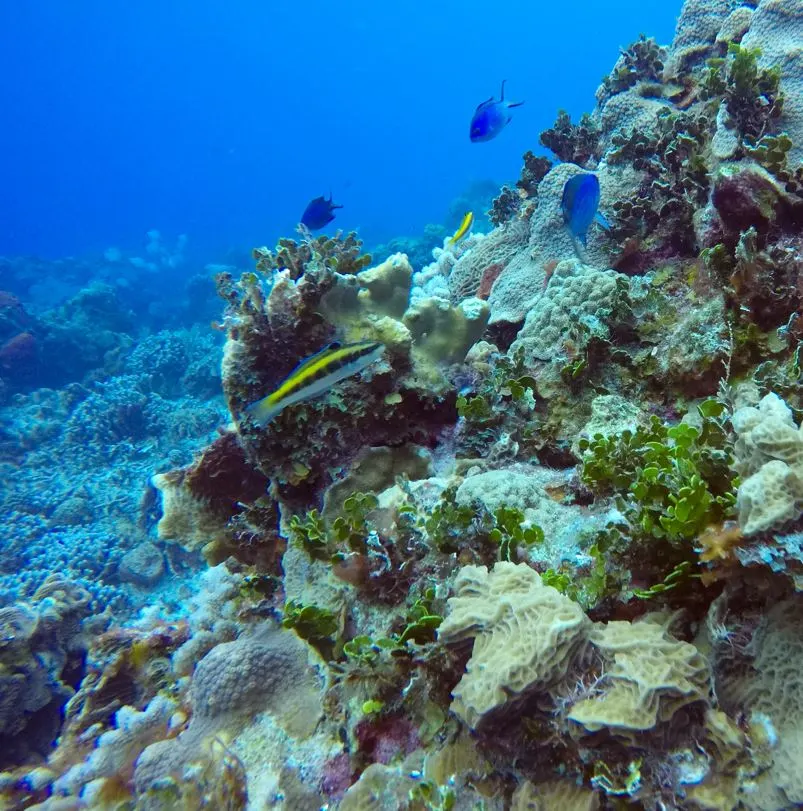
[438,562,591,729]
[568,619,711,735]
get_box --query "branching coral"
[517,151,554,198]
[487,185,522,227]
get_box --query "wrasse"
[245,340,385,426]
[448,211,474,245]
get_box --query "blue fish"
[469,80,524,143]
[300,193,343,230]
[561,173,611,247]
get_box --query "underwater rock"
[118,542,165,587]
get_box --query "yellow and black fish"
[245,340,385,425]
[448,211,474,245]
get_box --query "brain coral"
[135,627,322,795]
[510,259,627,363]
[568,618,711,736]
[732,393,803,535]
[438,562,591,729]
[447,218,530,305]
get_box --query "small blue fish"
[561,173,611,247]
[300,193,343,230]
[469,80,524,143]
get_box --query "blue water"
[1,1,679,263]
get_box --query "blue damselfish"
[561,173,611,246]
[469,80,524,143]
[300,193,343,230]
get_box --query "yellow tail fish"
[448,211,474,245]
[245,340,385,426]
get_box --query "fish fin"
[595,211,611,230]
[474,97,494,112]
[507,100,525,108]
[500,79,506,100]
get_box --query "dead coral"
[252,229,372,280]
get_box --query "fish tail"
[244,395,279,426]
[569,231,589,264]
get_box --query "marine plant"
[488,505,544,563]
[701,43,783,142]
[579,400,738,545]
[540,110,600,166]
[418,487,476,554]
[281,599,339,659]
[599,34,666,101]
[408,779,456,811]
[288,492,378,560]
[609,109,713,253]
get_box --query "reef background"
[3,0,803,810]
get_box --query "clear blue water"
[1,1,680,264]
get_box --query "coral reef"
[4,1,803,808]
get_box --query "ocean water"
[1,1,678,261]
[3,0,803,807]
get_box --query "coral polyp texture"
[4,0,803,808]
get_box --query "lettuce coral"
[732,392,803,534]
[438,562,591,729]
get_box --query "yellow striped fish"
[448,211,474,245]
[245,340,385,426]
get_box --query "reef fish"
[245,340,385,426]
[561,173,611,247]
[300,193,343,230]
[448,211,474,245]
[469,80,524,143]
